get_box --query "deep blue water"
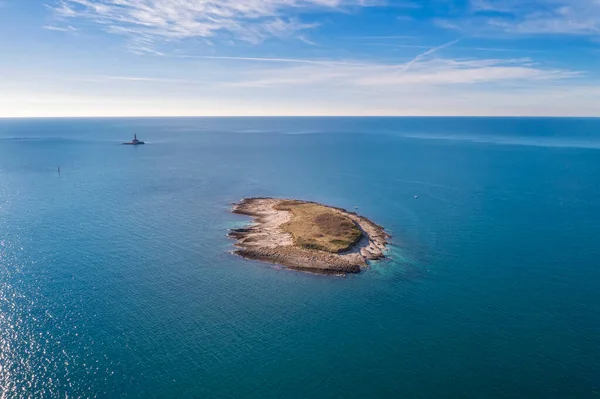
[1,117,599,398]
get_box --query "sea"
[0,117,599,398]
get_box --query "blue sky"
[1,0,600,116]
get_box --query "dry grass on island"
[229,198,389,275]
[275,200,362,253]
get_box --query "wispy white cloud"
[370,42,546,52]
[73,75,209,84]
[45,52,576,90]
[176,55,365,65]
[7,56,589,117]
[224,56,578,88]
[297,35,318,45]
[50,0,374,46]
[492,12,600,35]
[5,81,600,117]
[43,25,77,32]
[439,0,600,36]
[470,0,515,13]
[498,0,600,35]
[400,39,460,73]
[344,35,417,39]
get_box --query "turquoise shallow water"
[1,117,600,398]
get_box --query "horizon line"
[1,115,600,119]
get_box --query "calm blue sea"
[1,117,599,398]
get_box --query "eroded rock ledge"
[229,198,389,275]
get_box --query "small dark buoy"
[58,166,60,174]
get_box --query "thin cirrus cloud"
[210,39,577,89]
[43,25,77,32]
[222,57,577,88]
[58,37,578,90]
[438,0,600,36]
[51,0,376,44]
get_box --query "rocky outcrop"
[229,198,389,275]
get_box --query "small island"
[229,198,389,274]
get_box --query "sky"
[1,0,600,117]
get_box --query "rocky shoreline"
[229,198,389,275]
